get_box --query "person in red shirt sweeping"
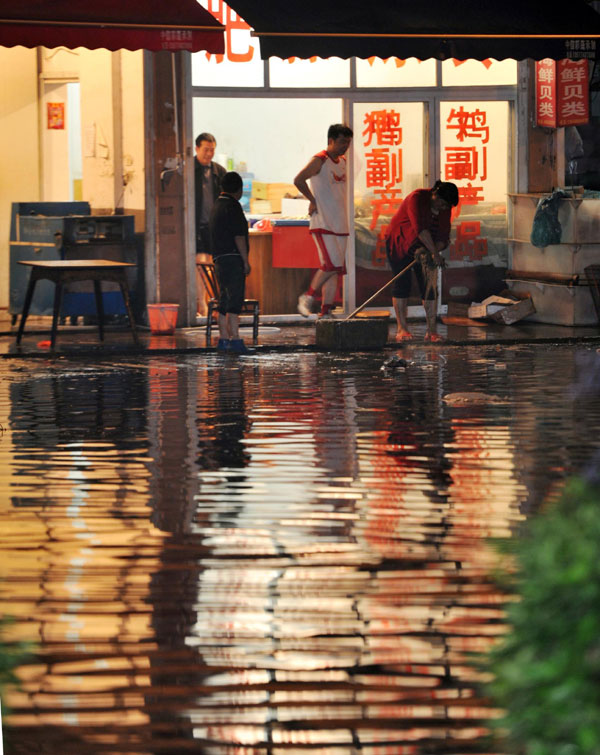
[385,180,459,342]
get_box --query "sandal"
[424,332,444,342]
[395,331,413,342]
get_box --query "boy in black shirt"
[209,171,251,353]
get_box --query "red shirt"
[385,188,452,260]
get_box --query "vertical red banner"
[557,59,589,126]
[535,59,557,128]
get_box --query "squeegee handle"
[344,258,418,320]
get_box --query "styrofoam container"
[507,280,598,326]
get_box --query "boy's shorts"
[214,256,245,314]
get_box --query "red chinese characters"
[535,58,589,128]
[443,106,489,220]
[202,0,254,63]
[361,108,405,266]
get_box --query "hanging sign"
[535,58,589,128]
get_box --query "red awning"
[0,0,224,53]
[225,0,600,61]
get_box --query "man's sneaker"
[228,338,250,354]
[217,338,230,351]
[317,312,335,320]
[297,293,315,317]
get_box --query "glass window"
[440,100,509,269]
[356,57,437,88]
[353,102,425,303]
[193,97,343,185]
[269,56,350,88]
[441,58,517,87]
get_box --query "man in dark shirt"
[195,132,226,314]
[209,171,251,354]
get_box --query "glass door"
[352,101,426,312]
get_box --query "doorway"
[41,80,82,201]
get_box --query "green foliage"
[0,615,31,711]
[486,478,600,755]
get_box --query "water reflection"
[0,345,598,753]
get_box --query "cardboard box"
[490,296,535,324]
[468,295,516,319]
[251,181,268,200]
[267,183,297,214]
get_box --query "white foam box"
[281,197,310,217]
[511,241,600,276]
[507,280,598,326]
[512,195,600,245]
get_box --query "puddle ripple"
[1,346,599,753]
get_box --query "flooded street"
[1,342,599,754]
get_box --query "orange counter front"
[247,223,343,314]
[246,228,313,314]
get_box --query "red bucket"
[147,303,179,335]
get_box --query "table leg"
[51,282,63,350]
[93,280,104,341]
[117,276,139,345]
[16,273,37,345]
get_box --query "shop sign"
[535,58,589,128]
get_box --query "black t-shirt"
[209,193,248,260]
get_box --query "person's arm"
[235,235,250,276]
[409,193,445,265]
[294,155,324,216]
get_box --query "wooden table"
[16,260,139,348]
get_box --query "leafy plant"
[0,615,31,713]
[485,477,600,755]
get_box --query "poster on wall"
[47,103,65,130]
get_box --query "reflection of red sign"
[47,103,65,130]
[535,58,589,128]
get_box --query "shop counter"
[247,227,313,314]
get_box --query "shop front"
[193,5,516,318]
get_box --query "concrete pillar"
[144,51,196,326]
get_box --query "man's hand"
[244,260,251,276]
[308,200,317,216]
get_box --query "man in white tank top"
[294,124,353,319]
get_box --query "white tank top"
[308,150,349,235]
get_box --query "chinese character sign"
[440,101,508,265]
[557,59,589,126]
[354,102,424,270]
[536,59,557,128]
[535,58,589,128]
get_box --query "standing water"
[0,343,599,754]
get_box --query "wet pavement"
[0,312,600,754]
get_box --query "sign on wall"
[536,58,589,128]
[47,103,65,130]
